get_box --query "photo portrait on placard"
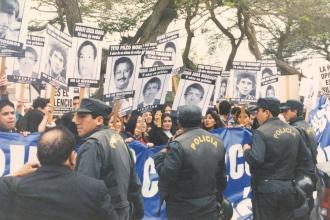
[105,55,139,94]
[172,79,214,115]
[260,80,279,98]
[0,0,29,42]
[213,73,230,105]
[40,25,72,90]
[232,70,257,101]
[6,35,44,84]
[134,75,167,110]
[156,30,183,70]
[133,65,172,110]
[43,38,67,84]
[73,39,98,79]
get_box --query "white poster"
[141,50,172,68]
[156,30,183,71]
[104,44,142,103]
[133,65,172,112]
[213,71,230,105]
[172,70,216,115]
[40,25,72,90]
[230,61,261,103]
[0,0,30,56]
[67,24,105,88]
[6,35,44,84]
[259,60,279,98]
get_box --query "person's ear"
[96,115,104,126]
[68,151,76,170]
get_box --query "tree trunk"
[59,0,82,36]
[182,2,199,70]
[122,0,176,44]
[207,1,244,70]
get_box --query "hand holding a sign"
[243,144,251,152]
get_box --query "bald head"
[37,127,76,165]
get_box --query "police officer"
[154,105,227,220]
[281,99,317,219]
[74,98,144,220]
[243,97,313,220]
[281,99,317,164]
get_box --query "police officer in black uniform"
[281,99,317,219]
[243,97,313,220]
[154,105,227,220]
[74,98,144,220]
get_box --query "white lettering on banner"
[0,145,38,176]
[229,144,250,179]
[0,150,5,176]
[317,146,327,163]
[142,157,158,198]
[234,198,252,218]
[28,147,38,164]
[10,145,25,174]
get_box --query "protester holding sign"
[154,105,226,219]
[243,97,312,220]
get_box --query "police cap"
[75,98,112,117]
[280,99,303,112]
[251,97,280,116]
[177,105,202,128]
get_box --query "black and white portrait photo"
[137,77,162,108]
[172,72,215,116]
[75,40,97,79]
[44,42,67,84]
[233,71,257,100]
[219,78,228,99]
[112,56,134,92]
[261,67,274,79]
[12,46,39,78]
[0,0,29,42]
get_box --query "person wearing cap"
[74,98,144,220]
[281,99,317,164]
[281,99,318,218]
[243,97,314,220]
[154,105,227,219]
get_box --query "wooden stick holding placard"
[79,87,85,102]
[17,83,26,115]
[47,86,56,124]
[0,57,8,96]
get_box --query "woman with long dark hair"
[202,109,225,131]
[148,113,175,146]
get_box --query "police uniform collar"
[175,127,200,138]
[263,116,279,125]
[289,116,304,125]
[82,125,108,140]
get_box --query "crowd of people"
[0,94,318,220]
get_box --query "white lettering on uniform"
[142,157,158,198]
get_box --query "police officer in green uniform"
[243,97,313,220]
[74,98,144,220]
[281,99,317,219]
[154,105,227,220]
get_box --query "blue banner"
[0,129,254,219]
[0,132,39,176]
[308,96,330,162]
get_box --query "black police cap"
[75,98,112,117]
[280,99,303,112]
[251,97,280,116]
